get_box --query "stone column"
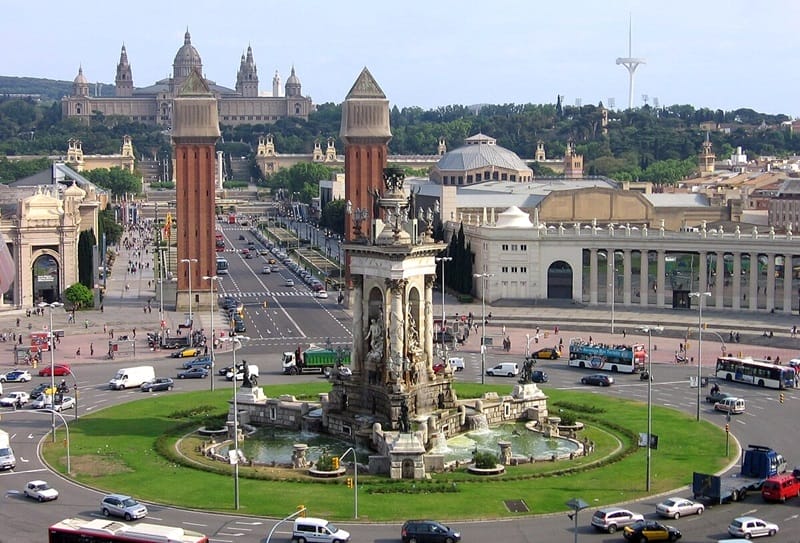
[783,253,792,314]
[766,254,776,312]
[639,250,648,307]
[352,276,364,374]
[622,249,632,305]
[714,252,725,309]
[589,249,598,305]
[732,253,741,310]
[424,275,435,369]
[656,250,666,307]
[749,253,758,310]
[606,250,614,306]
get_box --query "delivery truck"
[0,428,16,471]
[109,366,156,390]
[282,346,351,375]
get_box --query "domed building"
[62,30,313,127]
[430,133,534,186]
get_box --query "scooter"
[640,371,650,381]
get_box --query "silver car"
[100,494,148,520]
[656,497,704,519]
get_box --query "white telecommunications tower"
[615,15,646,110]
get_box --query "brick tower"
[172,69,220,313]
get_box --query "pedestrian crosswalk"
[218,291,314,298]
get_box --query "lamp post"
[156,246,167,328]
[689,291,711,421]
[566,497,588,543]
[203,275,218,391]
[229,335,249,510]
[436,256,452,360]
[180,258,198,344]
[38,302,63,442]
[340,447,359,519]
[474,273,494,384]
[637,325,663,492]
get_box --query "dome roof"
[173,30,202,72]
[286,66,300,86]
[74,66,88,84]
[64,181,86,198]
[435,134,531,173]
[494,206,533,228]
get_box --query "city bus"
[567,337,646,373]
[714,356,796,389]
[48,517,208,543]
[215,231,225,252]
[216,257,229,275]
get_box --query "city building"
[61,31,312,127]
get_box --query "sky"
[2,0,798,116]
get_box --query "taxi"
[531,347,561,360]
[622,520,681,542]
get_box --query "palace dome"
[173,30,203,79]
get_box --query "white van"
[109,366,156,390]
[0,428,16,471]
[448,357,465,372]
[292,517,350,543]
[225,364,259,382]
[486,362,519,377]
[715,397,746,414]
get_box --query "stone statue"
[240,360,255,388]
[365,309,385,362]
[406,308,420,353]
[399,400,410,433]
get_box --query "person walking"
[90,343,94,356]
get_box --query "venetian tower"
[172,69,220,312]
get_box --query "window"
[520,267,527,273]
[520,244,527,251]
[501,173,507,180]
[501,244,509,251]
[511,267,517,273]
[511,244,518,251]
[501,266,508,273]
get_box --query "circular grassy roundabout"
[42,382,730,521]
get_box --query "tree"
[64,282,94,310]
[99,209,122,245]
[83,167,142,197]
[78,229,97,290]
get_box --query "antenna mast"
[615,14,646,110]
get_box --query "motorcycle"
[639,371,651,381]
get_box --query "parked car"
[655,497,704,519]
[531,347,561,360]
[591,507,644,533]
[23,480,59,502]
[171,347,201,358]
[140,378,175,392]
[622,520,681,542]
[0,370,32,383]
[0,391,30,407]
[727,516,779,539]
[181,356,212,370]
[401,519,461,543]
[178,368,209,379]
[100,494,148,521]
[581,374,614,387]
[38,364,72,377]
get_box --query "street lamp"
[436,256,452,360]
[339,447,359,519]
[229,335,249,510]
[474,273,494,384]
[637,325,663,492]
[203,275,219,391]
[689,291,711,421]
[38,301,63,442]
[155,246,167,329]
[180,258,198,344]
[566,497,588,543]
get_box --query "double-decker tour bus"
[216,257,229,275]
[48,517,208,543]
[567,337,646,373]
[215,231,225,252]
[715,356,796,389]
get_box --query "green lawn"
[42,383,730,521]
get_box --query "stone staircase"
[228,156,251,183]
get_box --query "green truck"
[282,346,350,375]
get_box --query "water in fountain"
[467,413,490,433]
[221,428,371,465]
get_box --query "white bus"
[715,356,796,390]
[216,257,229,275]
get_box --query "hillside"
[0,75,114,102]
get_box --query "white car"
[728,516,779,539]
[0,370,32,383]
[30,395,75,411]
[315,290,329,299]
[655,497,704,519]
[23,480,59,502]
[0,391,30,407]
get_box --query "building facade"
[61,31,313,127]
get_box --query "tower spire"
[615,14,646,110]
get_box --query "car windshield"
[35,483,50,490]
[325,522,339,533]
[121,498,139,507]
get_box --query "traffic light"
[332,456,339,470]
[346,477,353,489]
[725,423,730,433]
[297,504,306,517]
[779,393,785,404]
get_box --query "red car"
[38,364,72,377]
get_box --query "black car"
[581,373,614,386]
[218,364,234,376]
[401,520,461,543]
[177,368,209,379]
[30,383,49,398]
[140,378,174,392]
[531,370,549,383]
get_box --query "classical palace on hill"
[61,30,313,127]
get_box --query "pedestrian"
[132,328,136,339]
[76,347,81,357]
[554,325,559,335]
[103,324,107,334]
[90,343,94,356]
[622,329,626,338]
[16,317,20,327]
[84,319,89,329]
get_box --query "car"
[140,378,175,392]
[38,364,72,377]
[715,397,745,414]
[218,364,235,376]
[0,370,32,383]
[531,347,561,360]
[591,507,644,533]
[705,390,734,403]
[29,383,48,398]
[233,321,247,333]
[727,516,779,539]
[284,278,295,287]
[530,370,549,383]
[171,346,201,358]
[238,234,246,240]
[401,519,461,543]
[23,480,59,502]
[31,395,75,411]
[177,367,209,379]
[655,497,704,519]
[0,391,30,407]
[268,258,277,264]
[270,264,280,272]
[581,373,614,386]
[486,362,519,377]
[433,331,455,344]
[52,396,75,412]
[262,266,271,274]
[100,494,148,521]
[245,252,255,259]
[315,290,329,299]
[622,520,682,542]
[181,356,212,370]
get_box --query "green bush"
[472,451,499,469]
